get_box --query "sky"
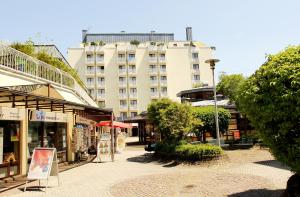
[2,0,300,78]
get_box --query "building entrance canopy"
[96,121,132,129]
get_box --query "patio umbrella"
[96,121,133,129]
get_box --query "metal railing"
[0,43,74,88]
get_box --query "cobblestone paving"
[1,147,293,197]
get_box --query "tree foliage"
[238,46,300,173]
[10,41,35,57]
[217,73,246,103]
[193,106,231,138]
[147,99,201,142]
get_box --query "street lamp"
[205,58,221,147]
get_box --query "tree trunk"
[282,173,300,197]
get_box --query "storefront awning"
[96,121,132,129]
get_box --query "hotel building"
[67,27,214,118]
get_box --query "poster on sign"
[27,148,54,180]
[25,148,60,192]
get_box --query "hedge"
[154,142,222,161]
[175,144,223,161]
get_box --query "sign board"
[30,110,68,123]
[25,148,59,192]
[96,133,112,162]
[75,115,95,125]
[117,133,126,152]
[0,107,25,121]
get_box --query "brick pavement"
[0,147,293,197]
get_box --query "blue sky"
[2,0,300,78]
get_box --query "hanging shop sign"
[75,115,93,125]
[0,107,25,121]
[29,110,68,123]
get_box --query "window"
[193,64,199,70]
[131,112,137,117]
[128,65,136,73]
[97,66,104,73]
[120,100,127,108]
[149,65,157,72]
[119,88,126,94]
[86,66,94,74]
[98,101,105,108]
[160,65,166,72]
[129,77,136,85]
[160,76,167,81]
[193,75,200,81]
[130,88,137,97]
[161,87,167,92]
[87,78,94,85]
[130,100,137,109]
[150,76,157,84]
[150,87,157,93]
[149,53,156,61]
[120,112,127,119]
[96,54,104,62]
[118,54,125,58]
[173,43,177,47]
[88,89,94,97]
[159,54,165,61]
[119,77,126,84]
[192,53,198,60]
[86,54,93,62]
[97,77,105,85]
[119,65,126,74]
[128,54,135,61]
[97,89,105,97]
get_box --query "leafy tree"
[217,73,246,103]
[193,106,231,140]
[238,46,300,174]
[130,40,140,46]
[147,99,201,142]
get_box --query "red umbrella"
[96,121,133,129]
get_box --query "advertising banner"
[30,110,68,123]
[27,148,55,180]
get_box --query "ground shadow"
[228,188,285,197]
[254,160,290,170]
[18,186,50,192]
[126,153,180,168]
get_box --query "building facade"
[68,28,214,118]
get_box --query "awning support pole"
[110,112,115,162]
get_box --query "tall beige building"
[67,28,214,118]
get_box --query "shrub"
[175,144,223,161]
[238,46,300,174]
[130,40,140,46]
[154,142,177,158]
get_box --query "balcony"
[96,57,104,63]
[97,81,105,86]
[149,57,157,63]
[130,104,137,110]
[160,80,167,85]
[128,68,136,74]
[119,69,126,75]
[128,57,135,63]
[118,57,126,63]
[85,46,95,53]
[97,93,105,99]
[160,68,166,73]
[129,93,137,98]
[159,57,166,62]
[150,92,159,97]
[86,69,95,75]
[120,104,128,109]
[128,81,136,86]
[119,81,127,87]
[86,82,94,88]
[119,93,127,99]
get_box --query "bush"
[175,144,223,161]
[154,142,222,161]
[238,46,300,174]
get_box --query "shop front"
[28,110,68,163]
[71,115,96,161]
[0,107,25,178]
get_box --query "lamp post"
[205,58,220,147]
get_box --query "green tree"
[238,46,300,174]
[147,99,201,142]
[217,73,246,103]
[193,106,231,140]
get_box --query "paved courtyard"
[1,145,293,197]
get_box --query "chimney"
[186,27,193,41]
[82,30,88,42]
